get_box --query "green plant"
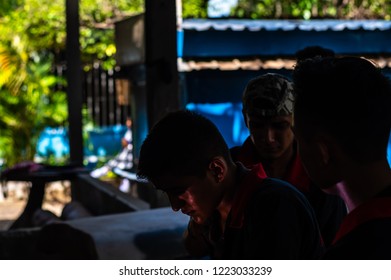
[0,0,144,167]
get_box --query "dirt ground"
[0,181,71,231]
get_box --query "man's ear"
[208,157,227,183]
[317,141,330,166]
[316,133,340,167]
[314,134,344,189]
[242,110,249,128]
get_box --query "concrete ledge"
[72,174,149,216]
[67,207,189,259]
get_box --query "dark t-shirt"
[230,137,347,247]
[186,163,324,259]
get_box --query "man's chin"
[260,151,282,160]
[191,216,205,225]
[320,183,341,196]
[324,182,347,197]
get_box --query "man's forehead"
[247,113,293,122]
[152,175,194,189]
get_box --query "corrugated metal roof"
[178,57,391,72]
[181,19,391,32]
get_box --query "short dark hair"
[293,56,391,163]
[295,45,335,62]
[137,110,231,180]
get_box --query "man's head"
[137,110,232,224]
[242,73,295,160]
[293,56,391,189]
[295,45,335,62]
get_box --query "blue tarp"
[86,125,127,157]
[186,102,249,148]
[36,125,127,160]
[36,127,70,158]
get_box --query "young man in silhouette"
[137,110,323,259]
[293,56,391,259]
[230,73,346,247]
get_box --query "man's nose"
[167,194,182,212]
[265,128,276,143]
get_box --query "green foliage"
[0,0,23,17]
[79,0,144,70]
[0,0,144,167]
[0,48,68,166]
[182,0,208,18]
[182,0,391,19]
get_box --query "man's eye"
[273,122,290,130]
[165,188,186,196]
[250,122,266,129]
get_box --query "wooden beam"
[145,0,180,129]
[65,0,84,165]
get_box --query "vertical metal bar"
[107,69,116,124]
[103,69,110,125]
[92,64,100,125]
[85,69,93,122]
[98,65,105,126]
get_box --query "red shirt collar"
[235,137,260,168]
[284,152,311,193]
[236,137,311,192]
[333,196,391,244]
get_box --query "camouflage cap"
[242,73,294,117]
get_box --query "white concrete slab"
[66,207,189,260]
